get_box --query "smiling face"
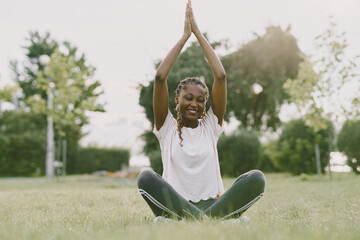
[175,83,206,128]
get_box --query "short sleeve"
[153,110,176,141]
[202,107,223,138]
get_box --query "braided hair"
[175,77,209,146]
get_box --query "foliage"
[8,31,107,175]
[282,19,359,175]
[35,49,104,130]
[283,58,327,131]
[258,140,282,172]
[0,111,46,176]
[0,85,18,103]
[0,84,19,112]
[283,18,360,131]
[218,129,261,177]
[70,147,130,174]
[276,119,333,175]
[223,26,303,130]
[337,120,360,174]
[12,31,105,129]
[12,32,58,102]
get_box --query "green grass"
[0,173,359,240]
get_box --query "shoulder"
[153,110,177,139]
[201,107,223,137]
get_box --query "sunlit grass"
[0,173,359,240]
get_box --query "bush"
[0,111,46,176]
[276,119,333,175]
[218,129,261,177]
[337,120,360,174]
[258,140,282,172]
[70,147,130,174]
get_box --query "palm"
[188,0,200,34]
[184,13,191,37]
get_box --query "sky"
[0,0,359,166]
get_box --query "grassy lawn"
[0,173,359,240]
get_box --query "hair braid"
[176,104,184,147]
[175,77,209,147]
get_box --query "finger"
[189,7,193,19]
[189,1,193,14]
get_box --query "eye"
[197,97,205,103]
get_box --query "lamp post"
[39,54,54,178]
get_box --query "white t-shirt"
[153,107,224,202]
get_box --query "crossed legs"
[137,169,265,220]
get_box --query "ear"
[175,95,179,105]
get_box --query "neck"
[182,119,199,128]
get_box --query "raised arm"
[188,0,227,126]
[153,3,192,130]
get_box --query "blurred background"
[0,0,359,177]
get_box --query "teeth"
[188,110,197,114]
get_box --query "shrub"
[276,119,333,175]
[218,129,261,177]
[337,120,360,174]
[258,140,282,172]
[70,147,130,174]
[0,111,46,176]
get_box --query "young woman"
[137,0,265,221]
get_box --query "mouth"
[187,109,198,115]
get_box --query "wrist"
[182,33,191,40]
[193,29,202,38]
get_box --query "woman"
[137,0,265,221]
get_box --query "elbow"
[155,71,166,82]
[215,71,226,81]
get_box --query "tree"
[34,49,105,130]
[8,32,58,109]
[276,119,333,175]
[0,85,18,103]
[10,31,106,174]
[12,32,105,123]
[337,120,360,174]
[284,18,360,130]
[283,18,359,175]
[0,74,18,112]
[223,26,303,130]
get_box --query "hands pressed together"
[184,0,200,38]
[153,0,226,130]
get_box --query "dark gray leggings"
[137,169,265,220]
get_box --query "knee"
[247,170,266,193]
[137,169,158,190]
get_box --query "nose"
[190,99,197,106]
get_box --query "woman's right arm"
[188,0,226,126]
[153,3,191,130]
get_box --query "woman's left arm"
[188,0,226,126]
